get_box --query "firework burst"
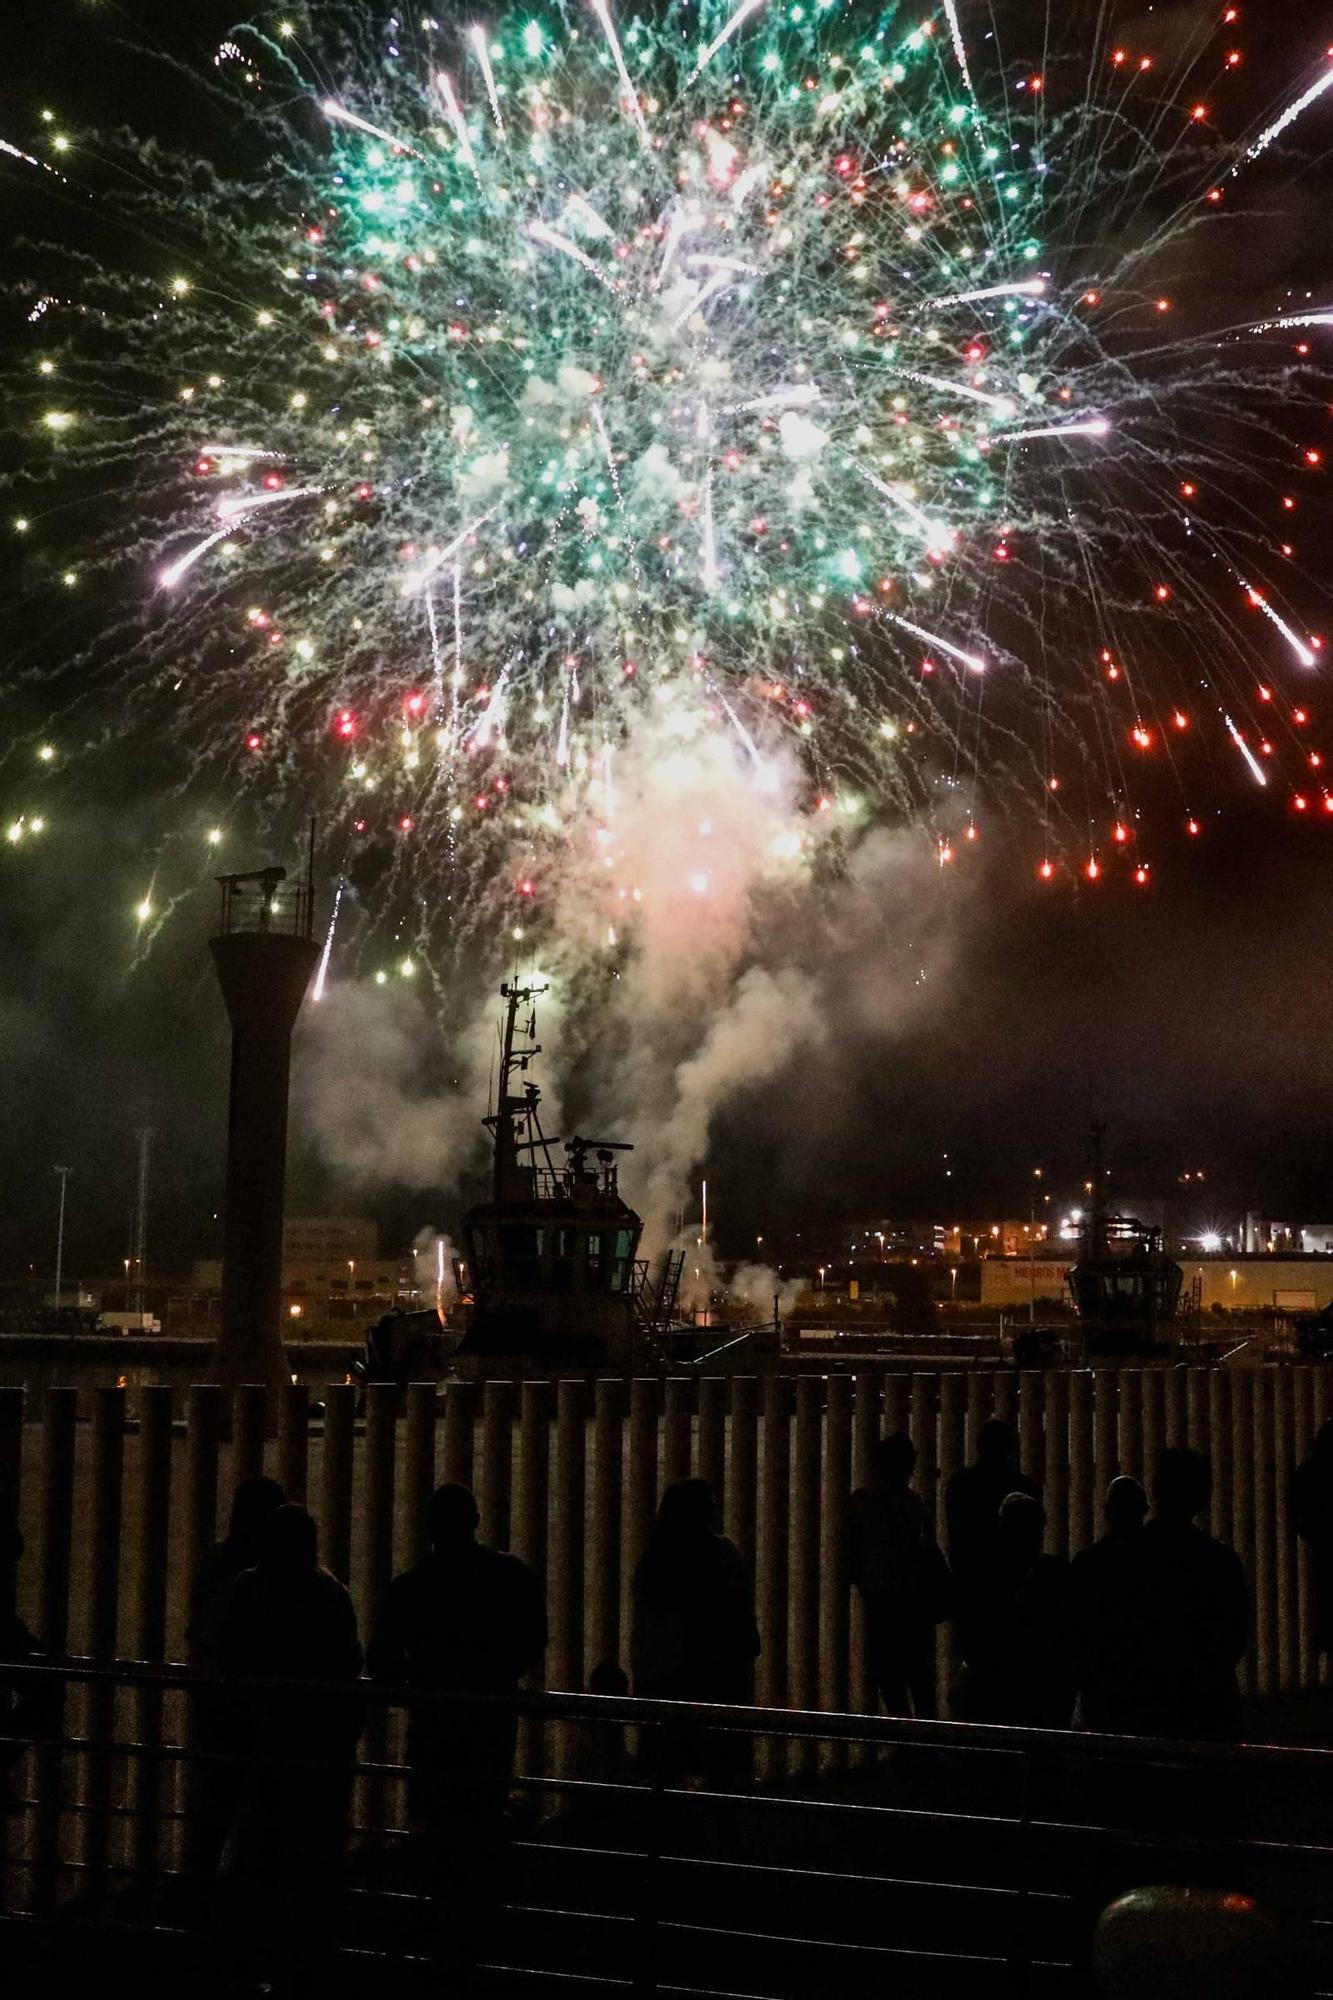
[4,2,1333,977]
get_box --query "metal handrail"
[3,1652,1331,1771]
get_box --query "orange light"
[1155,297,1171,313]
[1190,104,1208,122]
[1083,289,1102,306]
[1173,711,1189,730]
[1225,49,1242,67]
[1133,865,1150,885]
[1206,188,1224,204]
[1131,725,1153,749]
[1294,794,1310,812]
[1306,449,1324,466]
[1294,708,1308,725]
[1038,859,1055,881]
[1181,481,1197,498]
[1324,795,1333,815]
[1085,857,1101,881]
[1112,821,1129,844]
[1154,583,1171,601]
[1186,817,1201,835]
[1258,684,1272,701]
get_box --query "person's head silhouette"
[653,1478,715,1538]
[1104,1476,1148,1538]
[978,1418,1019,1471]
[227,1475,285,1553]
[870,1434,916,1493]
[259,1503,319,1576]
[429,1482,480,1555]
[1154,1448,1211,1525]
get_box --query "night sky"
[3,0,1333,1284]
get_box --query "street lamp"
[53,1165,71,1310]
[817,1265,826,1292]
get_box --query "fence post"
[1186,1367,1208,1455]
[321,1384,356,1585]
[789,1379,821,1770]
[1141,1371,1164,1500]
[132,1386,173,1876]
[1093,1371,1118,1498]
[1118,1372,1143,1486]
[34,1387,76,1909]
[1252,1371,1277,1697]
[727,1377,758,1564]
[757,1377,790,1718]
[1163,1368,1186,1450]
[181,1384,221,1869]
[232,1384,267,1485]
[39,1387,77,1654]
[1294,1368,1317,1689]
[622,1380,659,1670]
[1230,1372,1257,1694]
[279,1381,309,1504]
[590,1380,624,1680]
[663,1378,692,1487]
[1068,1373,1093,1557]
[552,1380,587,1700]
[821,1377,852,1763]
[1274,1368,1298,1696]
[363,1383,398,1623]
[847,1376,881,1739]
[698,1377,727,1513]
[443,1379,477,1490]
[1043,1372,1069,1557]
[1209,1369,1233,1546]
[516,1381,552,1778]
[405,1382,438,1566]
[85,1387,125,1885]
[480,1381,513,1553]
[965,1368,989,1461]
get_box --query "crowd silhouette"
[1,1414,1329,1986]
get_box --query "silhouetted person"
[632,1479,759,1784]
[845,1434,950,1719]
[1070,1477,1149,1732]
[946,1419,1039,1648]
[369,1482,546,1828]
[188,1474,286,1668]
[1115,1449,1248,1741]
[368,1483,544,1966]
[215,1504,362,1976]
[1291,1421,1333,1656]
[183,1474,286,1893]
[959,1492,1073,1727]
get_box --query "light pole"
[53,1165,70,1310]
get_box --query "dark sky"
[3,0,1333,1283]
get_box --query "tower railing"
[214,866,314,941]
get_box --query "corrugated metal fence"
[1,1365,1328,1709]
